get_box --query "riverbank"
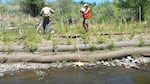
[0,56,150,78]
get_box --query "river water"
[0,64,150,84]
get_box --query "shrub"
[19,0,45,17]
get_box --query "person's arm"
[50,8,55,14]
[39,9,43,16]
[84,8,90,14]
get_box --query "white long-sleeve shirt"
[40,6,54,17]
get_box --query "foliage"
[0,3,20,14]
[19,0,45,17]
[53,0,81,24]
[0,28,41,52]
[56,0,72,15]
[0,1,150,49]
[96,32,104,44]
[138,36,144,47]
[115,0,150,21]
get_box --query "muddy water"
[0,64,150,84]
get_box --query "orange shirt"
[83,8,92,19]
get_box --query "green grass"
[1,29,19,43]
[0,28,41,51]
[0,21,149,48]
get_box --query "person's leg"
[47,21,50,33]
[44,17,51,34]
[85,24,88,32]
[42,19,46,34]
[83,18,86,32]
[83,18,88,32]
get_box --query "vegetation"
[0,0,149,52]
[115,0,150,21]
[19,0,45,17]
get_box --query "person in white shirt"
[39,3,54,34]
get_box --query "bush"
[19,0,45,17]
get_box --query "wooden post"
[139,6,142,24]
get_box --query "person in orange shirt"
[81,4,92,32]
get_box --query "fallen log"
[89,47,150,61]
[0,47,150,63]
[0,40,150,52]
[38,40,150,52]
[56,31,150,38]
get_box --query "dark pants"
[42,17,50,34]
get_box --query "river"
[0,64,150,84]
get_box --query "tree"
[19,0,45,17]
[93,2,118,23]
[117,0,150,21]
[56,0,72,15]
[54,0,73,23]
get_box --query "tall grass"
[0,2,149,48]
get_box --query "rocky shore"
[0,56,150,78]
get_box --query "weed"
[2,46,14,54]
[138,36,144,47]
[129,31,135,40]
[131,53,141,59]
[96,32,104,44]
[2,29,18,43]
[66,37,73,45]
[24,40,38,52]
[108,40,116,50]
[81,32,90,44]
[89,44,96,52]
[118,36,124,41]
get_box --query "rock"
[127,56,133,62]
[35,71,45,76]
[128,62,138,68]
[103,62,110,66]
[110,62,116,66]
[113,59,121,66]
[96,61,101,64]
[132,59,139,63]
[137,57,150,64]
[88,63,96,67]
[124,64,131,69]
[73,62,85,67]
[0,73,4,77]
[51,30,55,34]
[57,63,63,68]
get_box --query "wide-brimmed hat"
[84,4,89,7]
[44,3,48,6]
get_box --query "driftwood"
[0,47,150,63]
[0,40,150,52]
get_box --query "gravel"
[0,56,150,77]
